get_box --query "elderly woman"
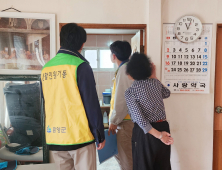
[124,52,174,170]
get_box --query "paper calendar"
[161,23,212,94]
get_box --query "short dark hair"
[60,23,87,51]
[110,41,132,61]
[126,52,152,80]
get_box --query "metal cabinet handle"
[215,106,222,113]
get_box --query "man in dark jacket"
[41,23,105,170]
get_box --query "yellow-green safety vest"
[41,53,94,146]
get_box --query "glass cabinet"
[0,75,48,164]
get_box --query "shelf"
[100,105,110,108]
[104,123,109,129]
[0,59,43,65]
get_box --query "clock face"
[174,16,203,43]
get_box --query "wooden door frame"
[213,23,222,170]
[59,23,147,54]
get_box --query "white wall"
[162,0,221,170]
[0,0,148,50]
[0,0,218,169]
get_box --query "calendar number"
[178,61,183,65]
[202,68,208,72]
[184,61,189,65]
[203,55,208,59]
[197,61,201,65]
[197,55,201,59]
[178,68,182,72]
[190,55,195,59]
[184,55,189,59]
[190,68,195,72]
[184,68,189,72]
[196,68,201,72]
[172,61,176,65]
[190,61,195,65]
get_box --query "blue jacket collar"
[119,59,129,68]
[58,47,89,63]
[115,59,129,76]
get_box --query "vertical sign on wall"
[162,23,212,94]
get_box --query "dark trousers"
[132,122,171,170]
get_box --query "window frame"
[82,47,117,72]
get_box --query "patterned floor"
[96,153,120,170]
[0,153,120,169]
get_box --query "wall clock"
[174,15,203,43]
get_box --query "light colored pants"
[115,121,134,170]
[52,143,96,170]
